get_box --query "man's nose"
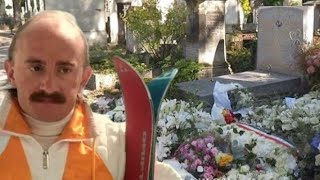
[39,73,58,93]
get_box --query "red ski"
[113,56,153,180]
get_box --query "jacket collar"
[0,90,93,140]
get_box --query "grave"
[185,0,229,78]
[178,6,314,106]
[45,0,108,45]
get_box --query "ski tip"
[112,56,128,65]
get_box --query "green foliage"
[89,45,149,75]
[160,56,202,83]
[159,56,202,99]
[240,0,252,17]
[227,47,254,73]
[123,0,187,65]
[263,0,283,6]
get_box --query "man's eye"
[30,65,44,72]
[58,67,72,74]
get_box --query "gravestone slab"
[257,6,314,76]
[177,70,302,106]
[198,0,226,66]
[45,0,108,45]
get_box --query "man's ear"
[4,59,16,87]
[80,66,93,89]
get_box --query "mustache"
[30,91,66,104]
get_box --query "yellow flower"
[216,152,233,167]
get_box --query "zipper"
[43,151,49,169]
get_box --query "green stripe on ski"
[147,68,178,180]
[147,69,178,118]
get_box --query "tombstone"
[303,1,320,33]
[198,0,226,67]
[225,0,240,32]
[126,29,139,53]
[4,0,13,17]
[177,7,314,107]
[45,0,108,45]
[184,2,199,61]
[33,0,38,14]
[257,6,314,76]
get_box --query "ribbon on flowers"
[236,123,296,149]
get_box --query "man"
[0,10,181,179]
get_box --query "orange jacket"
[0,90,182,180]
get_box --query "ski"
[113,56,153,180]
[113,56,177,180]
[147,69,178,180]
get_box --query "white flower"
[207,143,213,148]
[315,154,320,166]
[95,97,112,108]
[196,166,204,173]
[281,123,294,131]
[239,165,250,173]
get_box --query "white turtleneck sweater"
[23,110,74,151]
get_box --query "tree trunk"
[12,0,22,27]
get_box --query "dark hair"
[8,10,89,66]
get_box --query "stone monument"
[257,6,314,76]
[45,0,108,45]
[198,0,226,66]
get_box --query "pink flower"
[191,140,197,147]
[307,65,316,74]
[307,59,313,66]
[203,173,214,180]
[204,166,214,174]
[190,162,197,171]
[194,158,202,166]
[313,59,320,67]
[203,154,211,162]
[210,147,219,156]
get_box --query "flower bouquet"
[241,90,320,178]
[173,123,298,180]
[174,134,233,179]
[298,42,320,89]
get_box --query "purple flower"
[191,140,198,147]
[190,161,198,171]
[185,152,196,161]
[194,158,203,166]
[196,139,206,151]
[204,136,214,144]
[311,133,320,150]
[180,146,188,154]
[204,166,214,174]
[203,154,211,162]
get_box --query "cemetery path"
[0,30,12,70]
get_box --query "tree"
[123,0,187,66]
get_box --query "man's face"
[5,21,92,122]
